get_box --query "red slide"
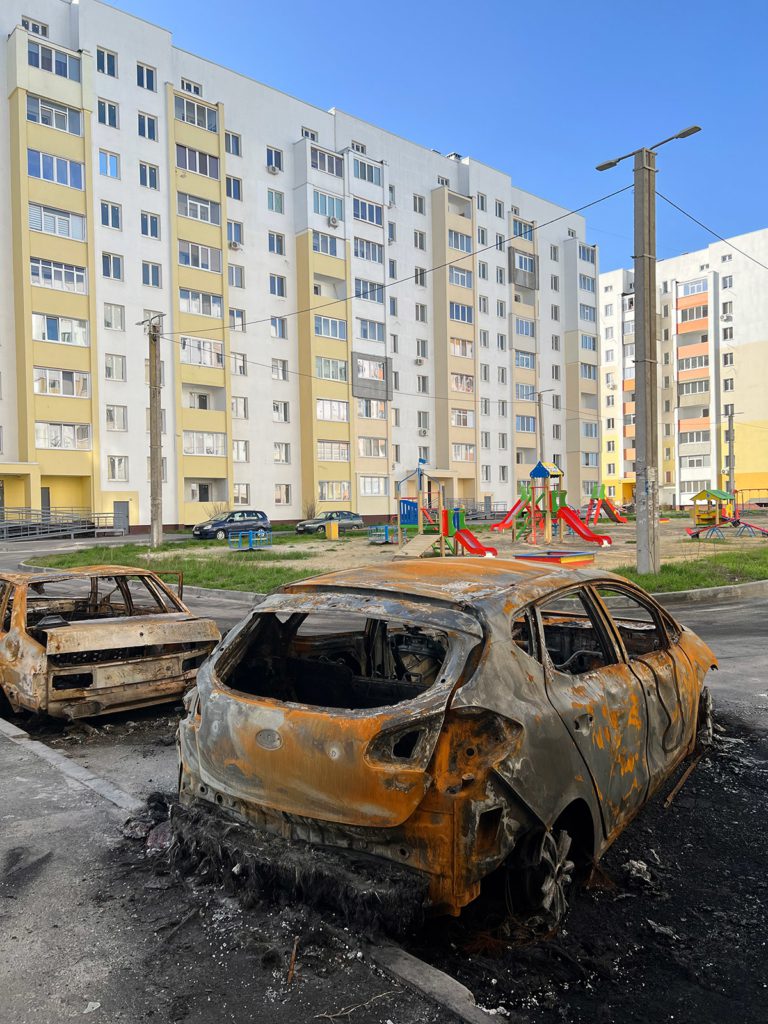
[557,507,612,547]
[602,499,628,524]
[454,528,498,557]
[491,497,525,532]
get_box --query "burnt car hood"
[188,591,483,828]
[42,613,220,655]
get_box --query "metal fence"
[0,507,125,542]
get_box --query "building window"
[315,317,347,340]
[102,252,123,280]
[100,202,121,229]
[30,258,87,294]
[578,243,596,263]
[448,229,472,253]
[353,157,382,185]
[226,176,242,201]
[107,455,129,482]
[35,421,91,450]
[269,274,286,297]
[180,78,202,96]
[271,358,289,382]
[314,190,344,220]
[96,48,117,77]
[316,399,349,422]
[179,239,221,271]
[139,161,158,189]
[28,41,80,81]
[355,279,384,303]
[358,319,385,342]
[179,289,223,318]
[105,353,126,381]
[97,98,119,129]
[33,366,90,398]
[141,211,160,239]
[176,144,219,179]
[271,316,287,339]
[136,62,156,90]
[352,198,382,225]
[267,189,284,214]
[449,302,473,324]
[315,231,340,257]
[174,96,217,132]
[315,357,348,380]
[28,149,83,189]
[229,264,245,289]
[26,95,81,135]
[415,303,428,323]
[233,484,250,505]
[229,309,246,332]
[141,261,161,287]
[103,304,124,331]
[227,220,244,245]
[138,112,158,140]
[513,219,533,241]
[106,404,128,431]
[515,350,535,369]
[22,17,49,36]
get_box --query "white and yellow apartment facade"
[599,230,768,506]
[0,0,603,527]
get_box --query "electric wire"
[657,192,768,273]
[156,183,633,338]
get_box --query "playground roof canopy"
[530,460,563,479]
[690,488,733,502]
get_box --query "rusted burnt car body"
[177,559,716,925]
[0,568,220,719]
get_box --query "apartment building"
[599,229,768,506]
[0,0,602,526]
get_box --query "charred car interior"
[0,568,220,719]
[174,561,717,933]
[219,611,450,710]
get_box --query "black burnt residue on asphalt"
[407,714,768,1023]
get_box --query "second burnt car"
[0,567,220,719]
[175,559,716,930]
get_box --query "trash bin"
[326,521,339,540]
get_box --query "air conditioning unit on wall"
[327,216,339,228]
[267,164,280,175]
[418,428,428,437]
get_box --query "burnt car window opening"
[538,589,613,676]
[511,609,539,659]
[219,611,450,710]
[25,574,172,634]
[595,587,666,658]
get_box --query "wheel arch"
[552,797,597,870]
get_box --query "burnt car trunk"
[184,593,483,828]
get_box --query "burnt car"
[0,568,220,719]
[176,559,716,930]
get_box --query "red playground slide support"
[491,497,525,532]
[557,507,612,547]
[453,528,498,557]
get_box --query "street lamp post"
[597,126,701,575]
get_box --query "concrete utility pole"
[148,315,164,549]
[535,388,554,466]
[727,409,735,497]
[597,125,701,575]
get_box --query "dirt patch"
[408,713,768,1022]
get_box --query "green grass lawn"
[615,546,768,592]
[26,540,328,593]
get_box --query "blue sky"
[113,0,767,270]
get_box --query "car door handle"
[573,713,594,733]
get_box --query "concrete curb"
[17,558,768,609]
[0,716,142,814]
[651,577,768,607]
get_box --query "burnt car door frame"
[530,583,652,843]
[587,582,692,790]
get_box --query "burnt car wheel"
[215,529,227,540]
[316,525,326,535]
[507,827,574,933]
[696,686,714,750]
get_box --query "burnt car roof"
[0,565,172,586]
[278,558,621,609]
